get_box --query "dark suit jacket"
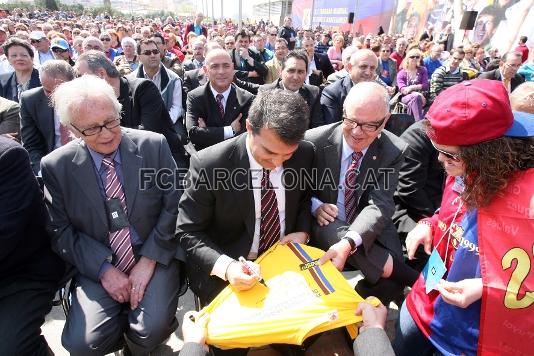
[186,83,254,151]
[0,68,41,102]
[0,96,20,137]
[183,68,259,97]
[321,75,353,124]
[314,52,335,79]
[230,48,269,85]
[305,123,406,281]
[41,129,180,282]
[259,79,325,128]
[393,120,444,234]
[118,76,188,168]
[478,69,525,92]
[0,137,64,289]
[19,87,55,174]
[176,133,314,303]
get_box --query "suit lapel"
[224,86,238,124]
[118,132,142,217]
[230,134,255,239]
[355,136,381,207]
[325,125,343,203]
[71,142,108,227]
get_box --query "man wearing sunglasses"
[50,38,74,66]
[30,30,53,66]
[128,39,184,137]
[307,81,419,305]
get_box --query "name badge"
[422,249,447,294]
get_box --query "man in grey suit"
[41,75,182,355]
[259,50,325,128]
[20,60,75,174]
[309,82,419,305]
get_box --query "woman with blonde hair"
[327,34,344,71]
[396,48,429,121]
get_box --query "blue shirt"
[424,57,442,78]
[87,147,142,277]
[193,24,203,35]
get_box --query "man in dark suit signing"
[259,50,325,128]
[177,89,313,307]
[309,82,419,305]
[479,51,525,93]
[41,75,182,355]
[20,60,75,174]
[186,48,255,151]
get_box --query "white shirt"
[209,84,234,139]
[211,134,286,280]
[306,57,317,84]
[311,135,367,247]
[53,108,62,149]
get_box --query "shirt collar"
[87,146,122,172]
[209,83,231,101]
[142,64,161,80]
[281,81,300,93]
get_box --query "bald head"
[345,81,389,117]
[205,48,231,65]
[510,82,534,114]
[342,45,359,66]
[347,49,378,83]
[204,48,233,92]
[342,82,390,152]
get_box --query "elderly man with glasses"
[41,75,183,355]
[30,30,54,66]
[306,81,420,305]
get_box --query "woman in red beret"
[393,79,534,356]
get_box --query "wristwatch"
[342,236,357,255]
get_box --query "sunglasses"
[431,141,460,161]
[52,48,68,53]
[100,38,111,42]
[31,38,43,44]
[142,49,160,55]
[409,55,421,59]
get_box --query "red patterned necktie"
[344,151,363,224]
[216,93,225,119]
[258,169,281,255]
[59,124,73,146]
[102,156,136,274]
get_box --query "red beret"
[426,79,513,146]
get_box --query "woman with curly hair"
[393,79,534,356]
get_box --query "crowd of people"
[1,6,534,356]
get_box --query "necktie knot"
[262,169,271,189]
[351,151,363,164]
[102,155,115,169]
[216,93,224,101]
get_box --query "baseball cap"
[29,30,47,40]
[51,38,69,50]
[426,79,534,146]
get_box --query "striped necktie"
[344,151,363,224]
[258,169,281,255]
[102,156,136,273]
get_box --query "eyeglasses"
[71,118,120,136]
[100,38,111,42]
[142,49,160,55]
[270,33,277,36]
[431,141,460,161]
[343,116,386,132]
[31,38,43,44]
[409,55,421,59]
[52,48,68,53]
[381,49,391,52]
